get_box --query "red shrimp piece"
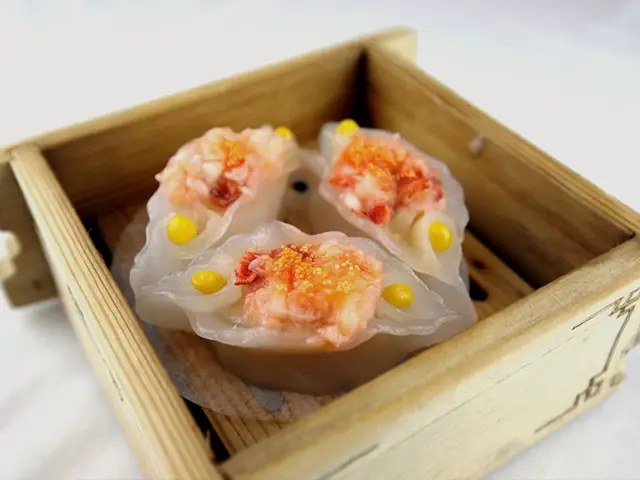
[210,178,242,211]
[397,176,430,205]
[234,251,262,285]
[397,163,444,207]
[366,204,393,225]
[329,175,356,189]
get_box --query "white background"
[1,1,639,478]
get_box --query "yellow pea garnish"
[166,214,198,245]
[336,119,359,136]
[275,126,293,140]
[190,270,227,295]
[382,283,414,309]
[429,221,453,252]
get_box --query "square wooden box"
[1,28,639,479]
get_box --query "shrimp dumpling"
[135,222,476,394]
[130,125,300,295]
[311,120,470,293]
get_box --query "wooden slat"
[94,195,532,455]
[365,45,637,288]
[463,233,533,319]
[220,239,640,480]
[9,145,220,479]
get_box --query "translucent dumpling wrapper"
[135,221,476,394]
[130,125,300,294]
[310,120,470,293]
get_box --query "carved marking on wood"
[609,288,640,319]
[536,287,640,433]
[571,288,639,330]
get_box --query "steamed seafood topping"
[234,242,383,346]
[156,127,291,212]
[329,134,444,226]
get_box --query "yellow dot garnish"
[275,126,293,140]
[336,119,359,136]
[382,283,414,309]
[190,270,227,295]
[166,214,198,245]
[429,221,453,252]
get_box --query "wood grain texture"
[221,239,640,479]
[9,145,220,479]
[3,29,415,219]
[93,198,532,456]
[0,158,57,306]
[45,242,172,477]
[365,45,637,288]
[463,233,533,319]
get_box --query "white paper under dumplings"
[311,122,470,292]
[130,126,299,294]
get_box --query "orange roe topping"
[218,139,246,169]
[234,242,383,346]
[209,138,253,211]
[329,134,444,225]
[157,127,291,211]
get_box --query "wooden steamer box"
[1,28,639,479]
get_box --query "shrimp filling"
[329,134,444,226]
[234,242,383,346]
[156,127,289,212]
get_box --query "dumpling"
[134,221,476,394]
[130,125,299,293]
[310,119,469,293]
